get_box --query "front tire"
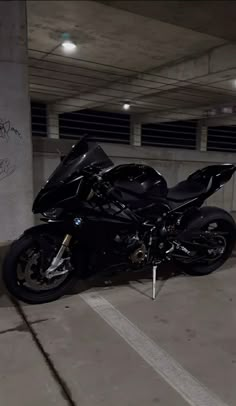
[3,230,79,304]
[175,208,236,276]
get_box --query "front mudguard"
[22,216,81,238]
[20,223,70,269]
[22,222,66,238]
[22,222,88,273]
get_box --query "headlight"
[43,208,63,219]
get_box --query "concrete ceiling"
[101,1,236,42]
[27,0,236,123]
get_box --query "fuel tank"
[103,164,168,206]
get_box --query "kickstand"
[152,261,161,300]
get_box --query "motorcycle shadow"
[0,252,12,308]
[69,262,183,300]
[0,284,11,308]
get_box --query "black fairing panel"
[33,177,84,213]
[168,164,236,203]
[188,164,235,187]
[47,141,112,186]
[104,164,168,206]
[33,136,113,213]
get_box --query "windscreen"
[46,136,113,187]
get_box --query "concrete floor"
[0,258,236,406]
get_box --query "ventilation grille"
[59,109,130,144]
[142,120,197,150]
[208,126,236,152]
[31,102,47,137]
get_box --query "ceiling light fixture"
[208,109,216,116]
[123,102,130,111]
[222,106,232,114]
[62,40,77,51]
[61,33,77,52]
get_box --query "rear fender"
[179,206,236,240]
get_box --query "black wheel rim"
[16,236,72,292]
[174,219,232,265]
[188,219,230,265]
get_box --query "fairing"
[48,137,113,186]
[103,164,168,205]
[33,137,113,213]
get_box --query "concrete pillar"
[197,119,208,152]
[130,119,141,146]
[0,1,33,242]
[47,105,59,138]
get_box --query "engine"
[129,243,147,264]
[114,233,147,265]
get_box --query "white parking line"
[81,292,229,406]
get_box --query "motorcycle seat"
[167,179,207,202]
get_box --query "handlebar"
[81,167,122,201]
[90,173,122,201]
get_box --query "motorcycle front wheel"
[2,228,83,304]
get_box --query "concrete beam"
[99,1,236,42]
[130,119,141,146]
[52,75,164,114]
[47,105,59,138]
[197,120,208,152]
[32,136,236,165]
[137,106,206,124]
[206,115,236,127]
[52,54,208,113]
[54,88,117,114]
[52,43,236,117]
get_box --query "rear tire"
[3,231,80,304]
[175,208,236,276]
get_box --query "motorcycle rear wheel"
[175,209,236,276]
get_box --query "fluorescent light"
[62,40,77,52]
[222,106,232,114]
[123,102,130,111]
[208,109,216,116]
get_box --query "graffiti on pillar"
[0,158,15,181]
[0,118,22,181]
[0,119,22,141]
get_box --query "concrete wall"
[0,1,33,242]
[33,137,236,214]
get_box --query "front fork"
[45,234,72,279]
[48,233,174,300]
[50,233,161,300]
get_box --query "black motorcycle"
[3,136,236,303]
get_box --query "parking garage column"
[0,0,33,242]
[130,118,141,146]
[197,119,208,152]
[47,105,59,138]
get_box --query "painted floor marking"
[81,292,229,406]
